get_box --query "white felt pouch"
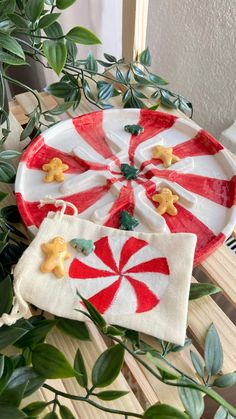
[3,202,197,345]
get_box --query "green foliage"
[32,343,75,379]
[189,283,221,300]
[60,405,76,419]
[178,387,204,419]
[92,344,125,388]
[56,317,90,341]
[204,323,223,376]
[144,404,188,418]
[22,401,48,416]
[66,26,101,45]
[94,390,129,401]
[74,348,87,388]
[43,40,67,75]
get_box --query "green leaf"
[0,356,13,395]
[147,353,180,381]
[60,405,76,419]
[116,67,126,84]
[0,52,27,66]
[92,344,124,388]
[0,327,28,350]
[46,82,73,98]
[0,192,8,202]
[213,372,236,388]
[94,390,129,401]
[47,102,74,115]
[144,404,188,418]
[189,283,221,300]
[170,338,192,353]
[14,320,56,348]
[76,292,106,328]
[178,387,204,419]
[74,348,87,388]
[0,162,16,183]
[132,64,145,77]
[139,47,151,66]
[25,0,44,22]
[0,19,14,33]
[0,380,27,407]
[10,367,44,398]
[22,401,47,416]
[20,117,35,141]
[0,33,25,59]
[0,0,16,18]
[98,83,114,101]
[0,150,21,160]
[149,73,168,86]
[32,343,75,379]
[56,0,76,9]
[204,324,223,376]
[160,91,177,109]
[0,205,21,222]
[0,405,26,419]
[56,318,90,341]
[44,22,63,38]
[43,413,59,419]
[102,325,125,337]
[85,52,98,72]
[8,14,28,29]
[43,40,67,75]
[66,26,101,44]
[0,275,13,316]
[38,13,61,29]
[190,350,205,379]
[214,406,233,419]
[104,53,116,62]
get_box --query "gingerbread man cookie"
[152,188,179,216]
[152,145,180,168]
[42,157,69,183]
[40,236,70,278]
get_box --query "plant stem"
[2,74,42,114]
[43,384,143,418]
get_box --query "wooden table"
[3,91,236,417]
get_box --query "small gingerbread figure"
[42,157,69,183]
[152,145,180,168]
[152,188,179,216]
[40,236,70,278]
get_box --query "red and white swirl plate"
[15,109,236,266]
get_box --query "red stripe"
[147,190,224,265]
[94,237,118,273]
[125,257,169,275]
[16,183,110,228]
[104,184,135,228]
[129,110,176,164]
[125,275,160,313]
[73,111,117,160]
[69,258,114,279]
[173,129,224,159]
[145,168,236,208]
[119,237,147,272]
[21,141,87,174]
[87,277,121,314]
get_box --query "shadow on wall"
[146,0,236,138]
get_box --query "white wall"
[45,0,122,85]
[146,0,236,138]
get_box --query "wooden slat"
[201,245,236,307]
[122,0,149,61]
[188,279,236,373]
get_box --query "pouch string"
[0,276,29,327]
[39,195,78,220]
[0,196,78,327]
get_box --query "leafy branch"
[0,0,193,143]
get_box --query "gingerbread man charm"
[40,236,70,278]
[42,157,69,183]
[152,188,179,216]
[152,145,180,168]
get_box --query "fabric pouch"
[2,200,197,345]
